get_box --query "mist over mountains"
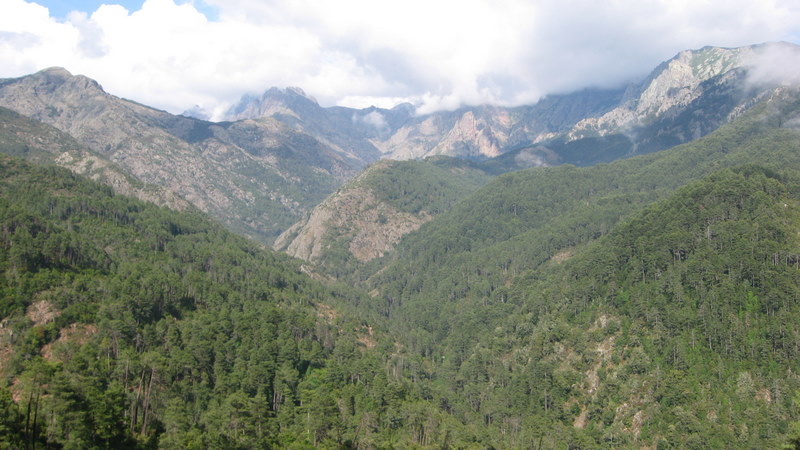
[220,42,800,166]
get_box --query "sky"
[2,0,800,119]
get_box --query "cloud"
[0,31,40,49]
[1,0,800,116]
[514,147,551,168]
[354,110,388,131]
[67,11,108,58]
[744,42,800,87]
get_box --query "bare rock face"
[53,150,190,211]
[275,157,492,266]
[277,186,430,263]
[373,115,451,160]
[225,87,317,122]
[223,44,794,169]
[431,109,509,158]
[370,46,770,162]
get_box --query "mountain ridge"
[0,67,370,242]
[1,42,797,245]
[225,42,798,166]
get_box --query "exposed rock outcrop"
[276,186,430,263]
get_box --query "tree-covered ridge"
[357,157,492,216]
[320,88,800,447]
[351,167,800,448]
[0,155,397,448]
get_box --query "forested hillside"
[0,156,400,448]
[407,167,800,447]
[369,88,800,337]
[337,87,800,447]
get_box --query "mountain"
[229,43,796,169]
[370,84,800,329]
[225,86,405,164]
[5,90,800,447]
[345,84,800,447]
[0,68,368,243]
[1,43,792,244]
[225,80,624,162]
[0,106,190,210]
[274,157,492,277]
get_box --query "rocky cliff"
[275,183,430,264]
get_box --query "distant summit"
[224,86,321,121]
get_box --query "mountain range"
[1,43,795,246]
[0,68,364,243]
[1,41,800,448]
[222,43,785,167]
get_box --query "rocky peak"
[430,110,506,159]
[630,46,748,117]
[29,67,104,94]
[34,66,73,81]
[564,45,767,140]
[0,67,109,125]
[224,86,322,121]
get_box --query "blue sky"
[33,0,216,20]
[3,0,800,119]
[35,0,144,18]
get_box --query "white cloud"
[1,0,800,116]
[67,11,108,58]
[745,42,800,87]
[354,110,389,131]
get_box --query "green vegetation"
[498,167,800,446]
[353,88,800,446]
[359,157,493,215]
[0,156,388,447]
[372,90,800,335]
[3,86,800,447]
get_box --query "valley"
[1,42,800,448]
